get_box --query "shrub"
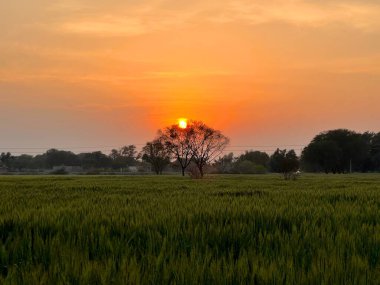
[234,160,267,174]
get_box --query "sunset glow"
[178,118,188,129]
[1,1,380,282]
[0,0,379,151]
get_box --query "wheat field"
[0,174,379,284]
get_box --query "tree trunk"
[154,164,159,175]
[199,166,204,177]
[181,168,185,176]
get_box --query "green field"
[0,174,380,284]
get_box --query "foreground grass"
[0,174,380,284]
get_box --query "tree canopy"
[140,139,170,175]
[269,149,299,179]
[158,120,229,177]
[301,129,377,173]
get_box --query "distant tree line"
[213,149,299,179]
[0,121,230,178]
[214,129,380,175]
[301,129,380,173]
[1,128,379,176]
[0,146,141,173]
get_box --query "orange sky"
[1,0,380,155]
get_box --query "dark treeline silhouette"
[0,121,230,177]
[301,129,380,173]
[0,146,142,174]
[1,128,379,176]
[213,149,299,179]
[215,129,380,175]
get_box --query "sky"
[1,0,380,155]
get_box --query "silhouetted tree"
[109,145,138,170]
[0,152,13,169]
[236,151,270,168]
[270,149,299,179]
[301,141,342,173]
[159,121,229,177]
[109,149,119,160]
[140,139,170,174]
[79,151,111,169]
[301,129,370,173]
[214,153,235,173]
[12,154,34,171]
[31,154,47,169]
[45,149,80,168]
[188,121,229,177]
[159,124,194,176]
[120,145,138,165]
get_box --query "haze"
[1,0,379,154]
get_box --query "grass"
[0,174,380,284]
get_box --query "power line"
[4,144,380,150]
[0,144,307,150]
[222,144,306,148]
[2,144,380,155]
[0,144,147,150]
[224,148,306,152]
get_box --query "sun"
[178,118,188,129]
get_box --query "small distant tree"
[140,139,171,175]
[45,149,80,168]
[270,149,300,179]
[0,152,13,169]
[12,154,34,171]
[120,145,138,165]
[109,145,138,170]
[109,149,120,161]
[214,153,235,173]
[237,151,270,168]
[78,151,112,169]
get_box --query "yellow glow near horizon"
[178,118,188,129]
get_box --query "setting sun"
[178,118,188,129]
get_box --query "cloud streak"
[211,0,380,32]
[49,0,380,37]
